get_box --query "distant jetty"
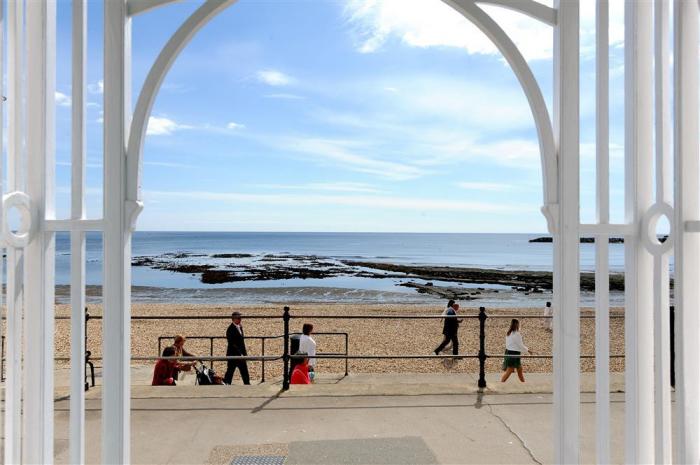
[529,236,624,243]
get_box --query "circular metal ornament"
[640,202,674,256]
[2,191,34,248]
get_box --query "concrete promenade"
[46,369,629,464]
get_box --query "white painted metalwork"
[652,2,673,463]
[552,2,580,462]
[3,1,24,464]
[624,1,655,462]
[70,1,87,463]
[4,0,700,463]
[103,1,132,462]
[594,2,610,463]
[673,0,700,463]
[24,1,56,463]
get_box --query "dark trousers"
[435,334,459,355]
[224,359,250,385]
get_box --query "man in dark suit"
[434,302,461,355]
[224,311,250,385]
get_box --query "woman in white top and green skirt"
[501,319,528,383]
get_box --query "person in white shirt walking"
[501,319,529,383]
[542,301,553,331]
[298,323,317,381]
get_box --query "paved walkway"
[48,370,629,464]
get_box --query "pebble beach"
[53,303,625,383]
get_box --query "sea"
[53,231,628,307]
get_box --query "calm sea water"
[54,231,626,292]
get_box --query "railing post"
[283,306,290,390]
[261,338,266,383]
[478,307,487,389]
[85,309,90,391]
[344,333,349,377]
[2,335,5,382]
[670,305,675,388]
[209,337,214,370]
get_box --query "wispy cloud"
[226,121,245,130]
[456,181,514,192]
[144,189,520,213]
[264,93,304,100]
[254,182,384,194]
[344,0,553,61]
[144,161,194,169]
[281,136,426,181]
[147,116,193,136]
[88,79,103,94]
[344,0,625,63]
[55,91,71,107]
[256,69,294,86]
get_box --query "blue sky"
[52,0,627,233]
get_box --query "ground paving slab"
[42,369,633,464]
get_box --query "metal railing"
[2,304,665,391]
[156,331,349,383]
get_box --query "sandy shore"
[53,303,625,382]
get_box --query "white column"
[4,1,23,463]
[673,0,700,463]
[24,1,57,463]
[553,1,580,463]
[653,1,672,463]
[103,1,132,463]
[594,2,610,463]
[624,1,655,463]
[70,1,87,464]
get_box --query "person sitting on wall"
[290,351,311,385]
[152,346,178,386]
[298,323,317,380]
[172,334,194,381]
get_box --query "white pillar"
[24,1,56,463]
[594,1,610,463]
[652,1,672,463]
[552,1,580,463]
[4,1,23,463]
[624,1,655,463]
[103,1,132,463]
[673,0,700,463]
[70,1,87,464]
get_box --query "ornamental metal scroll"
[2,191,34,248]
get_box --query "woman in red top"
[290,352,311,385]
[152,346,178,386]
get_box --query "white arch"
[126,0,236,218]
[446,0,558,209]
[477,0,556,26]
[126,0,558,224]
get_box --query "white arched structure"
[3,0,699,464]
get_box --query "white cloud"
[88,79,103,94]
[55,91,71,107]
[344,0,553,61]
[144,161,193,168]
[255,182,384,194]
[226,121,245,130]
[264,93,304,100]
[256,69,293,86]
[344,0,623,62]
[282,137,426,180]
[147,116,192,136]
[456,181,514,192]
[144,189,520,213]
